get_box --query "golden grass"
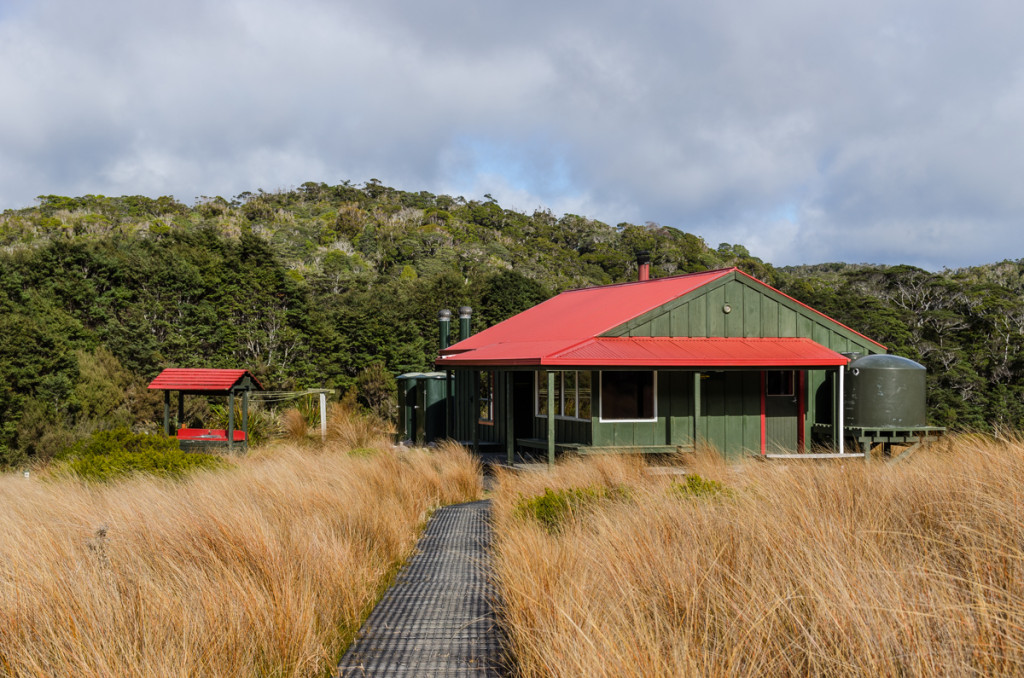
[325,402,393,450]
[280,407,309,440]
[491,437,1024,677]
[0,441,481,677]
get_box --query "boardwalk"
[337,500,506,677]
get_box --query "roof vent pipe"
[458,306,472,341]
[438,309,452,350]
[637,251,651,281]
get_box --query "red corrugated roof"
[442,268,733,355]
[148,368,264,392]
[437,267,883,368]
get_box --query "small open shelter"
[148,368,264,452]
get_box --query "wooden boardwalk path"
[336,499,506,677]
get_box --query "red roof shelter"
[433,267,888,462]
[148,368,263,452]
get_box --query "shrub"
[668,473,731,499]
[355,363,397,421]
[515,485,630,532]
[61,428,227,481]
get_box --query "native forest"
[0,179,1021,465]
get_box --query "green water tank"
[844,354,926,428]
[395,372,449,444]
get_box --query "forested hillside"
[0,180,1020,464]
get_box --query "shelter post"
[163,391,171,436]
[471,370,479,454]
[692,372,702,448]
[505,373,514,466]
[445,370,453,439]
[319,392,327,443]
[242,389,249,453]
[547,370,555,466]
[836,366,844,455]
[177,393,184,431]
[228,391,235,454]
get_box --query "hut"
[435,267,888,462]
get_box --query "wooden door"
[764,371,799,453]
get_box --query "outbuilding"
[148,368,263,452]
[436,266,887,462]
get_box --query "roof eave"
[439,358,849,369]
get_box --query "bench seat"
[176,428,246,442]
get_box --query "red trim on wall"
[798,370,806,452]
[760,371,767,455]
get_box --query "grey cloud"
[1,0,1024,268]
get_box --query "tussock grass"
[280,407,310,440]
[0,440,481,677]
[492,437,1024,677]
[325,401,393,450]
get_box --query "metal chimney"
[438,309,452,350]
[458,306,472,341]
[637,251,651,281]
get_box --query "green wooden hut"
[436,267,886,462]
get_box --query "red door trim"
[760,371,767,455]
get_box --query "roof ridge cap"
[559,267,735,294]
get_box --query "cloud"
[2,0,1024,269]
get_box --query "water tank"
[844,354,926,428]
[395,372,449,443]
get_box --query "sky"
[1,0,1023,270]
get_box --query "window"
[600,371,656,421]
[577,371,592,420]
[536,371,592,420]
[478,370,494,423]
[765,370,794,397]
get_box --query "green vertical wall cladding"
[452,370,503,445]
[608,274,880,355]
[697,371,762,459]
[590,370,695,449]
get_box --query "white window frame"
[598,370,659,423]
[535,370,592,421]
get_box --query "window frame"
[535,370,592,421]
[478,370,495,425]
[598,370,658,423]
[765,370,795,397]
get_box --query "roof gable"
[604,270,886,353]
